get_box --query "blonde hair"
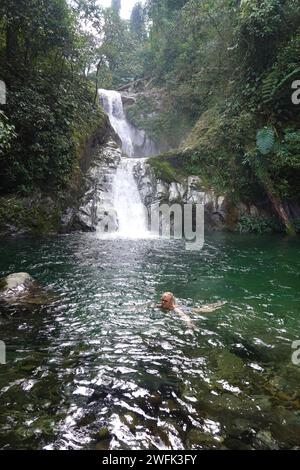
[162,292,176,306]
[163,292,175,301]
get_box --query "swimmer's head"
[160,292,176,311]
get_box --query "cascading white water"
[99,90,134,157]
[99,89,157,158]
[98,89,153,238]
[113,159,148,237]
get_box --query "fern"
[275,67,300,95]
[261,67,300,103]
[256,127,275,155]
[261,73,278,103]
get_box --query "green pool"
[0,232,300,450]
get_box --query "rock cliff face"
[133,160,229,231]
[0,116,115,238]
[67,143,278,235]
[119,81,170,153]
[131,159,290,233]
[1,83,297,238]
[63,140,121,233]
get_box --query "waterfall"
[99,89,157,158]
[99,90,134,157]
[98,89,153,238]
[113,159,148,237]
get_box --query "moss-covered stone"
[126,95,158,132]
[73,107,108,170]
[95,427,111,441]
[148,150,191,184]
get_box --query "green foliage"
[130,3,146,40]
[270,128,300,199]
[0,196,62,236]
[237,215,284,234]
[239,0,284,37]
[126,96,157,131]
[275,129,300,170]
[126,93,190,148]
[261,71,280,104]
[139,0,300,230]
[261,67,300,104]
[0,111,16,154]
[90,6,147,89]
[148,153,188,184]
[256,127,275,155]
[0,0,149,197]
[0,0,105,195]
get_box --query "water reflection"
[0,233,300,449]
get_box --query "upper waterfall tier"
[98,89,157,158]
[97,89,151,237]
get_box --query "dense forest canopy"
[0,0,300,232]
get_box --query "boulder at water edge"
[0,273,53,310]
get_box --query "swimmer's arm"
[174,307,197,331]
[192,301,227,314]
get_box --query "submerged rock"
[187,429,224,449]
[254,430,279,450]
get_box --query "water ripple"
[0,233,300,449]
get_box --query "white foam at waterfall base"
[97,89,154,239]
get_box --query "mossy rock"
[215,350,245,379]
[148,150,191,184]
[187,429,224,449]
[93,427,111,444]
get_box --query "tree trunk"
[264,184,296,235]
[6,24,16,64]
[94,58,103,105]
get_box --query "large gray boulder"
[0,273,53,309]
[0,273,34,294]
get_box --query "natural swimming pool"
[0,232,300,450]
